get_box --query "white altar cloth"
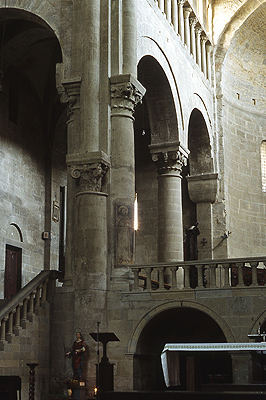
[161,342,266,387]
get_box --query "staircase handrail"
[0,269,62,319]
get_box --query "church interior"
[1,0,266,399]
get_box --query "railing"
[152,0,212,80]
[0,270,62,343]
[130,257,266,291]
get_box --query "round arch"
[137,35,184,134]
[128,300,235,355]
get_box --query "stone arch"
[6,223,23,243]
[130,301,234,390]
[128,300,235,355]
[137,35,184,133]
[137,55,179,144]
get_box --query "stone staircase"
[0,270,62,400]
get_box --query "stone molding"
[110,74,146,117]
[149,142,189,176]
[70,162,108,192]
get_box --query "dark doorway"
[4,245,22,299]
[133,307,232,391]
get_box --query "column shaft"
[123,0,137,76]
[158,174,183,261]
[201,35,207,75]
[178,0,185,42]
[195,27,202,67]
[183,7,192,52]
[172,0,178,33]
[206,43,212,81]
[189,17,197,60]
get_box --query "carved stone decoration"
[59,77,82,124]
[151,149,187,176]
[70,163,108,192]
[110,74,146,116]
[115,204,134,267]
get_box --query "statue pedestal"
[71,387,86,400]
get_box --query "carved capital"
[110,74,146,117]
[189,16,198,27]
[59,77,82,123]
[70,162,108,192]
[150,143,189,176]
[151,150,187,176]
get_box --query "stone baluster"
[41,279,48,305]
[158,0,164,13]
[133,269,140,290]
[172,0,178,33]
[14,303,23,335]
[21,297,29,329]
[183,6,192,52]
[196,265,204,289]
[178,0,185,42]
[206,42,212,81]
[35,284,42,310]
[144,267,152,290]
[189,17,197,60]
[250,262,259,287]
[237,263,244,287]
[165,0,171,23]
[28,291,36,322]
[0,317,8,342]
[209,265,217,288]
[169,266,178,289]
[183,265,191,289]
[200,34,207,76]
[195,26,202,67]
[158,267,165,290]
[6,309,15,342]
[222,263,231,287]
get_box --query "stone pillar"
[201,34,207,76]
[230,352,252,384]
[110,74,146,269]
[189,17,197,60]
[172,0,178,34]
[158,0,165,13]
[195,26,202,67]
[123,0,137,76]
[150,143,188,262]
[60,78,82,285]
[206,42,212,81]
[178,0,185,43]
[187,173,218,259]
[183,6,192,52]
[165,0,171,23]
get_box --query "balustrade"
[130,258,266,292]
[0,270,61,344]
[152,0,212,80]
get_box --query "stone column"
[183,6,192,52]
[187,173,218,259]
[110,74,146,270]
[172,0,178,34]
[195,26,202,67]
[60,78,82,285]
[178,0,185,43]
[206,42,212,81]
[123,0,137,76]
[150,143,188,262]
[165,0,172,23]
[201,34,207,76]
[189,17,197,60]
[159,0,165,13]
